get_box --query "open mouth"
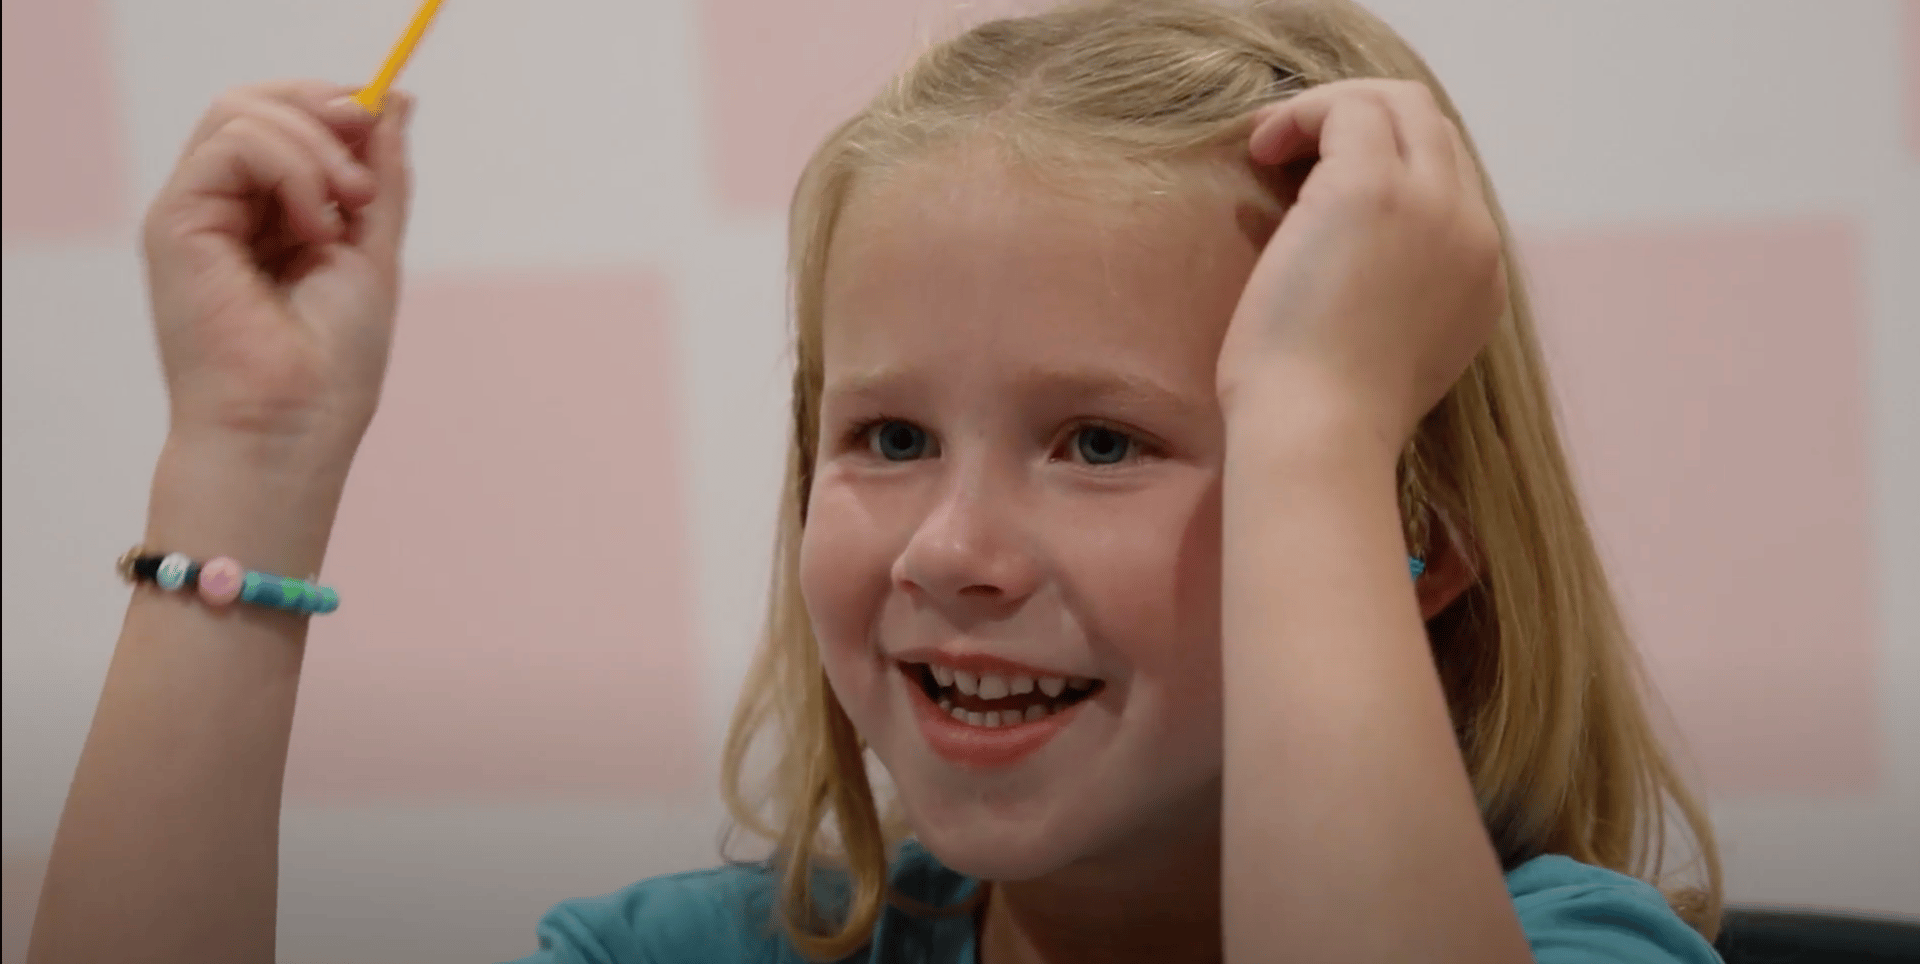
[902,662,1104,728]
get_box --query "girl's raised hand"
[141,80,413,475]
[1218,79,1507,457]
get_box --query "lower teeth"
[938,699,1064,727]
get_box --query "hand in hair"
[1214,77,1532,964]
[1217,78,1507,461]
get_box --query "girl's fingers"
[1249,89,1320,164]
[1448,124,1490,210]
[1322,90,1402,173]
[1248,88,1315,164]
[229,96,378,209]
[1373,83,1461,192]
[1250,85,1404,187]
[180,115,343,245]
[1251,78,1492,210]
[161,81,407,258]
[188,81,355,148]
[351,91,414,264]
[316,94,383,149]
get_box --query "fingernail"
[327,95,373,118]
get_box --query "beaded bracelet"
[117,547,339,615]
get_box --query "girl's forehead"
[816,152,1262,391]
[831,142,1263,276]
[842,136,1266,232]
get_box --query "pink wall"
[1907,0,1920,161]
[0,0,126,240]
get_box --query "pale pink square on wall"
[286,270,702,801]
[1905,0,1920,161]
[1526,220,1879,795]
[1,0,127,241]
[700,0,1047,214]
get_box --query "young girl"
[29,1,1725,962]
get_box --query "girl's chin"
[893,772,1225,884]
[903,808,1096,882]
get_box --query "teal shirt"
[503,840,1720,963]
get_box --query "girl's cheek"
[798,486,890,652]
[1069,485,1224,698]
[800,494,901,728]
[798,519,850,643]
[1073,485,1218,618]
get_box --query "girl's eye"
[1071,425,1135,465]
[867,420,931,461]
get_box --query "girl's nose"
[893,474,1042,610]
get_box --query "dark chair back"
[1713,906,1920,963]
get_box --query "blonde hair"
[719,0,1724,957]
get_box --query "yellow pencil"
[351,0,444,114]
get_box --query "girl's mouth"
[901,661,1104,728]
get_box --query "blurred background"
[3,0,1916,960]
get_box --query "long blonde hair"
[719,0,1723,957]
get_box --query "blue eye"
[1072,425,1133,465]
[869,420,930,461]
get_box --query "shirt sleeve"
[494,866,796,964]
[1508,856,1722,964]
[494,901,620,964]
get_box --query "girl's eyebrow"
[823,365,1198,413]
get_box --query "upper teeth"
[940,668,1081,698]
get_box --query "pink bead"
[197,557,245,606]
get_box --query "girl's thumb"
[356,92,414,263]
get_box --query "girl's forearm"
[29,439,345,964]
[1217,401,1530,964]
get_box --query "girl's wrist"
[144,433,354,578]
[1220,375,1402,483]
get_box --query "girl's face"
[798,141,1268,882]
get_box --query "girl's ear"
[1415,521,1476,621]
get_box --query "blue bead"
[240,571,275,606]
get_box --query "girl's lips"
[903,663,1088,769]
